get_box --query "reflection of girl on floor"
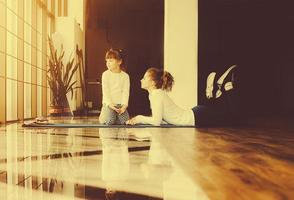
[142,131,209,200]
[99,128,130,199]
[140,133,172,181]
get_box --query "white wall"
[164,0,198,109]
[68,0,85,31]
[67,0,85,61]
[55,18,75,63]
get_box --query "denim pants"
[192,90,242,127]
[99,104,130,125]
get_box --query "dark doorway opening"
[198,0,294,117]
[85,0,164,116]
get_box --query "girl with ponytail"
[126,66,240,127]
[126,67,195,126]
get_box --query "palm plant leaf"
[47,36,82,108]
[65,62,79,91]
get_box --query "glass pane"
[24,23,31,43]
[0,27,5,53]
[0,4,5,30]
[6,0,17,11]
[6,55,17,79]
[24,83,32,119]
[24,63,31,83]
[47,83,51,107]
[47,0,52,13]
[24,0,32,24]
[0,52,5,77]
[37,4,42,34]
[37,86,42,116]
[24,43,31,64]
[47,17,51,36]
[31,30,36,48]
[37,50,42,68]
[37,67,42,85]
[47,42,50,57]
[37,33,42,51]
[31,66,36,84]
[6,8,17,35]
[6,79,17,121]
[6,32,17,57]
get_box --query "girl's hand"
[109,104,120,113]
[118,105,127,115]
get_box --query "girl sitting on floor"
[99,49,130,125]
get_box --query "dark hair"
[105,48,126,70]
[146,67,174,91]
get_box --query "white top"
[101,70,130,106]
[136,89,195,126]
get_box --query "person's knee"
[104,117,116,125]
[100,105,117,125]
[117,112,129,125]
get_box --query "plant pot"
[49,105,72,116]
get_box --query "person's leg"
[206,72,216,99]
[192,105,230,127]
[215,64,237,98]
[203,65,243,125]
[100,105,117,125]
[217,65,244,124]
[195,89,244,127]
[116,105,130,125]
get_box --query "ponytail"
[161,71,174,91]
[146,68,174,91]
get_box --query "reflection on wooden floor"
[0,117,293,200]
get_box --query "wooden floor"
[0,117,293,200]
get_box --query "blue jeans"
[192,91,242,127]
[99,104,130,125]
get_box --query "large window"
[6,1,18,121]
[0,0,57,123]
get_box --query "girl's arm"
[101,72,112,106]
[121,74,130,107]
[127,92,163,126]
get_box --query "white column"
[67,0,84,30]
[164,0,198,109]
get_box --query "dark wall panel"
[198,0,294,117]
[85,0,164,115]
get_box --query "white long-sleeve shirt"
[136,89,195,126]
[101,70,130,106]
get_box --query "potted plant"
[47,36,80,116]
